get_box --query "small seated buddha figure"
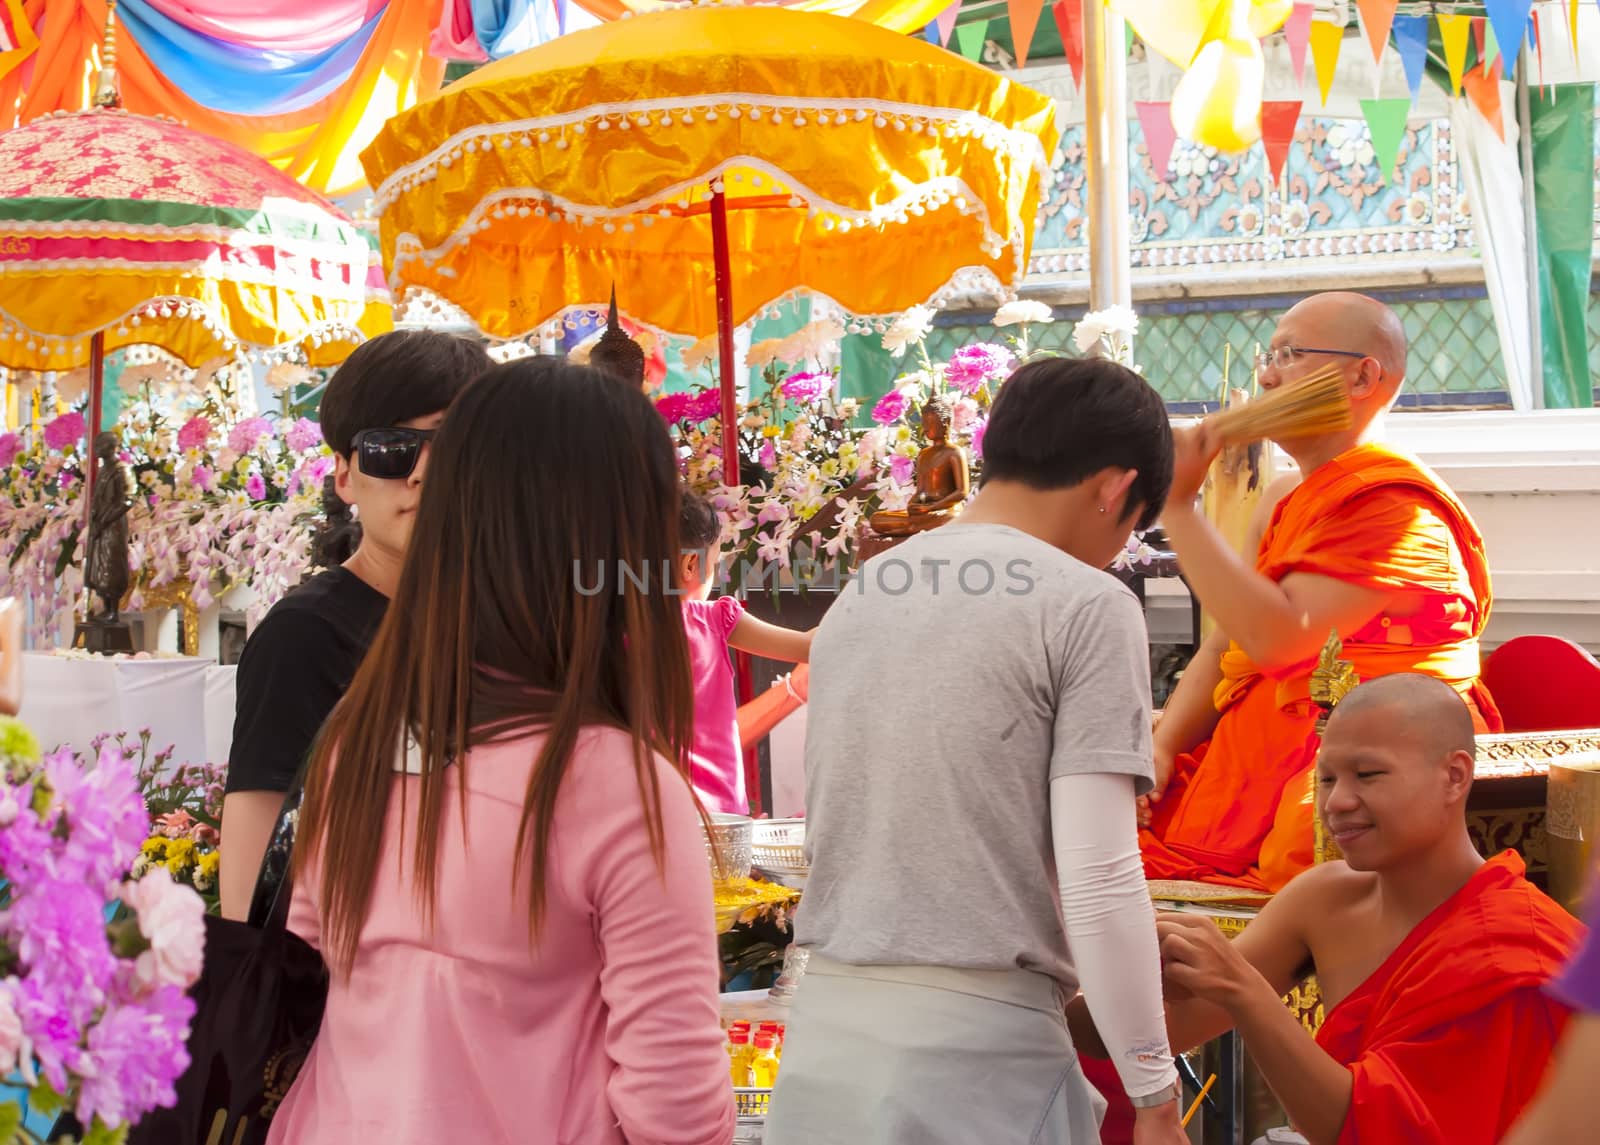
[868,396,971,537]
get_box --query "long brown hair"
[295,359,695,974]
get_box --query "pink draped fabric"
[431,0,489,62]
[142,0,389,52]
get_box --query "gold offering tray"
[714,877,802,934]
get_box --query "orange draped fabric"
[1141,443,1500,891]
[1316,853,1581,1145]
[0,0,443,194]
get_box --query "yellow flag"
[1309,20,1342,107]
[1438,12,1471,96]
[1572,0,1583,61]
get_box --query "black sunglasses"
[351,427,436,480]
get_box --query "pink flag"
[936,0,961,45]
[1284,3,1314,86]
[1136,101,1177,179]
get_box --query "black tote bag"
[124,785,328,1145]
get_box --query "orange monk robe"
[1315,853,1581,1144]
[1142,444,1501,891]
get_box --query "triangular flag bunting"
[1125,19,1134,55]
[1052,0,1085,90]
[1462,62,1506,142]
[1485,0,1534,69]
[1392,15,1429,104]
[1135,101,1177,180]
[1008,0,1046,68]
[1309,20,1342,107]
[1355,0,1399,66]
[1533,6,1546,93]
[936,0,961,46]
[1439,13,1472,95]
[923,21,942,45]
[1360,97,1411,184]
[1260,101,1302,185]
[1572,0,1582,63]
[1483,19,1501,73]
[1285,3,1314,87]
[954,19,989,61]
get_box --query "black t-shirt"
[225,567,388,795]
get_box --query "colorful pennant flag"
[1135,101,1178,180]
[954,19,990,61]
[923,21,942,45]
[1052,0,1085,90]
[1483,18,1501,73]
[1008,0,1046,68]
[936,0,962,47]
[1285,3,1314,87]
[1260,101,1303,185]
[1439,13,1472,95]
[1356,0,1399,66]
[1360,98,1411,183]
[1392,15,1429,104]
[1309,20,1343,107]
[1572,0,1582,61]
[1484,0,1534,68]
[1463,62,1506,142]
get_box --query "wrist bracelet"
[780,672,804,704]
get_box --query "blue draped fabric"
[116,0,387,116]
[471,0,569,59]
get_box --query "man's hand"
[1167,422,1225,508]
[1137,741,1177,828]
[1132,1099,1188,1145]
[1158,913,1261,1009]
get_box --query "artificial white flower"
[1072,305,1139,353]
[54,366,90,403]
[837,397,860,417]
[992,300,1052,328]
[566,331,601,365]
[746,338,786,368]
[123,867,206,991]
[881,305,935,357]
[680,334,718,372]
[265,362,314,395]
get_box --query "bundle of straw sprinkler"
[1204,363,1352,446]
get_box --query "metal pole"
[1082,0,1132,313]
[1515,46,1545,409]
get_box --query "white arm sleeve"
[1052,770,1177,1100]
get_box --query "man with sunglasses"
[219,330,491,920]
[1135,291,1498,896]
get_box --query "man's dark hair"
[318,330,492,458]
[980,356,1173,530]
[680,487,721,550]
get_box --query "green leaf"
[80,1116,129,1145]
[28,1077,64,1117]
[0,1102,23,1142]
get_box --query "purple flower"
[226,416,273,455]
[245,472,267,501]
[293,454,334,495]
[655,392,691,423]
[889,454,915,483]
[758,440,777,470]
[190,465,213,492]
[0,432,19,468]
[972,417,988,459]
[75,985,195,1128]
[284,417,323,454]
[945,343,1016,395]
[685,389,723,424]
[870,389,908,425]
[43,412,86,451]
[780,371,830,404]
[175,416,211,452]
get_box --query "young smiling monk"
[1072,673,1582,1145]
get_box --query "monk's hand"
[1157,913,1255,1009]
[1167,422,1224,507]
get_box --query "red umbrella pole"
[710,185,739,487]
[84,331,105,533]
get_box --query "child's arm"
[737,664,808,750]
[728,614,815,662]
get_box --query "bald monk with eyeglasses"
[1138,292,1500,893]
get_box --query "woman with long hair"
[268,360,736,1145]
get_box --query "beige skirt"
[764,955,1106,1145]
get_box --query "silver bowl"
[704,812,753,882]
[751,817,808,889]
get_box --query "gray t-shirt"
[796,523,1155,988]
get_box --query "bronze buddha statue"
[868,396,970,537]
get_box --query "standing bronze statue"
[867,396,971,537]
[74,432,135,653]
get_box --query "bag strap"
[246,779,306,932]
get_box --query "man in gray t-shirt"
[798,522,1154,990]
[767,358,1186,1145]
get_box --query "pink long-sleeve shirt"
[268,726,736,1145]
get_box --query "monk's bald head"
[1276,292,1408,404]
[1324,673,1477,769]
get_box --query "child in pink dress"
[680,491,814,814]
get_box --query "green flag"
[954,20,989,61]
[1359,98,1411,184]
[1529,83,1595,408]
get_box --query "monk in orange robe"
[1072,676,1582,1145]
[1141,292,1500,892]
